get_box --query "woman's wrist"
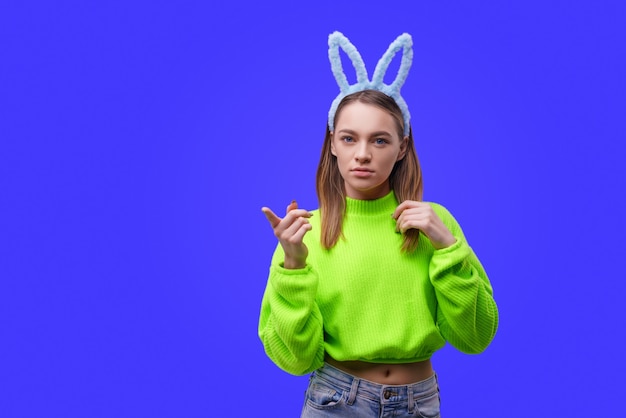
[283,257,307,269]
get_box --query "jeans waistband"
[313,362,438,405]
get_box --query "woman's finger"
[282,215,311,242]
[392,200,423,219]
[291,220,313,243]
[263,205,313,237]
[287,200,298,213]
[261,207,282,228]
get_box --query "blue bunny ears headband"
[328,31,414,136]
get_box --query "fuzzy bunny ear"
[328,31,369,93]
[371,33,413,92]
[372,33,413,135]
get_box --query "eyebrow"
[337,129,393,137]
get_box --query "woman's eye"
[375,138,387,145]
[342,136,354,143]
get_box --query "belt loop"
[347,377,359,405]
[407,384,415,414]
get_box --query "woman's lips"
[351,168,374,177]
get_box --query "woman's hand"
[392,201,456,250]
[262,201,313,269]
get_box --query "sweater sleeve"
[429,204,499,354]
[258,245,325,376]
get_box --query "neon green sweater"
[258,192,498,376]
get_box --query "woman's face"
[331,101,407,200]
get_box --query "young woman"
[259,33,498,418]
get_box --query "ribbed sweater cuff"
[269,264,318,303]
[429,238,472,280]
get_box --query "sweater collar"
[345,191,399,216]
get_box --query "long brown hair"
[316,89,423,252]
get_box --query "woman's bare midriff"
[325,354,433,385]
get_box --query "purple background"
[2,1,625,416]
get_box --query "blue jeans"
[301,362,441,417]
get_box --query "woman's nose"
[354,143,371,162]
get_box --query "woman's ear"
[330,132,337,156]
[397,136,408,161]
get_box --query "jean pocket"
[414,390,440,418]
[305,382,346,410]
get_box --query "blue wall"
[2,1,625,416]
